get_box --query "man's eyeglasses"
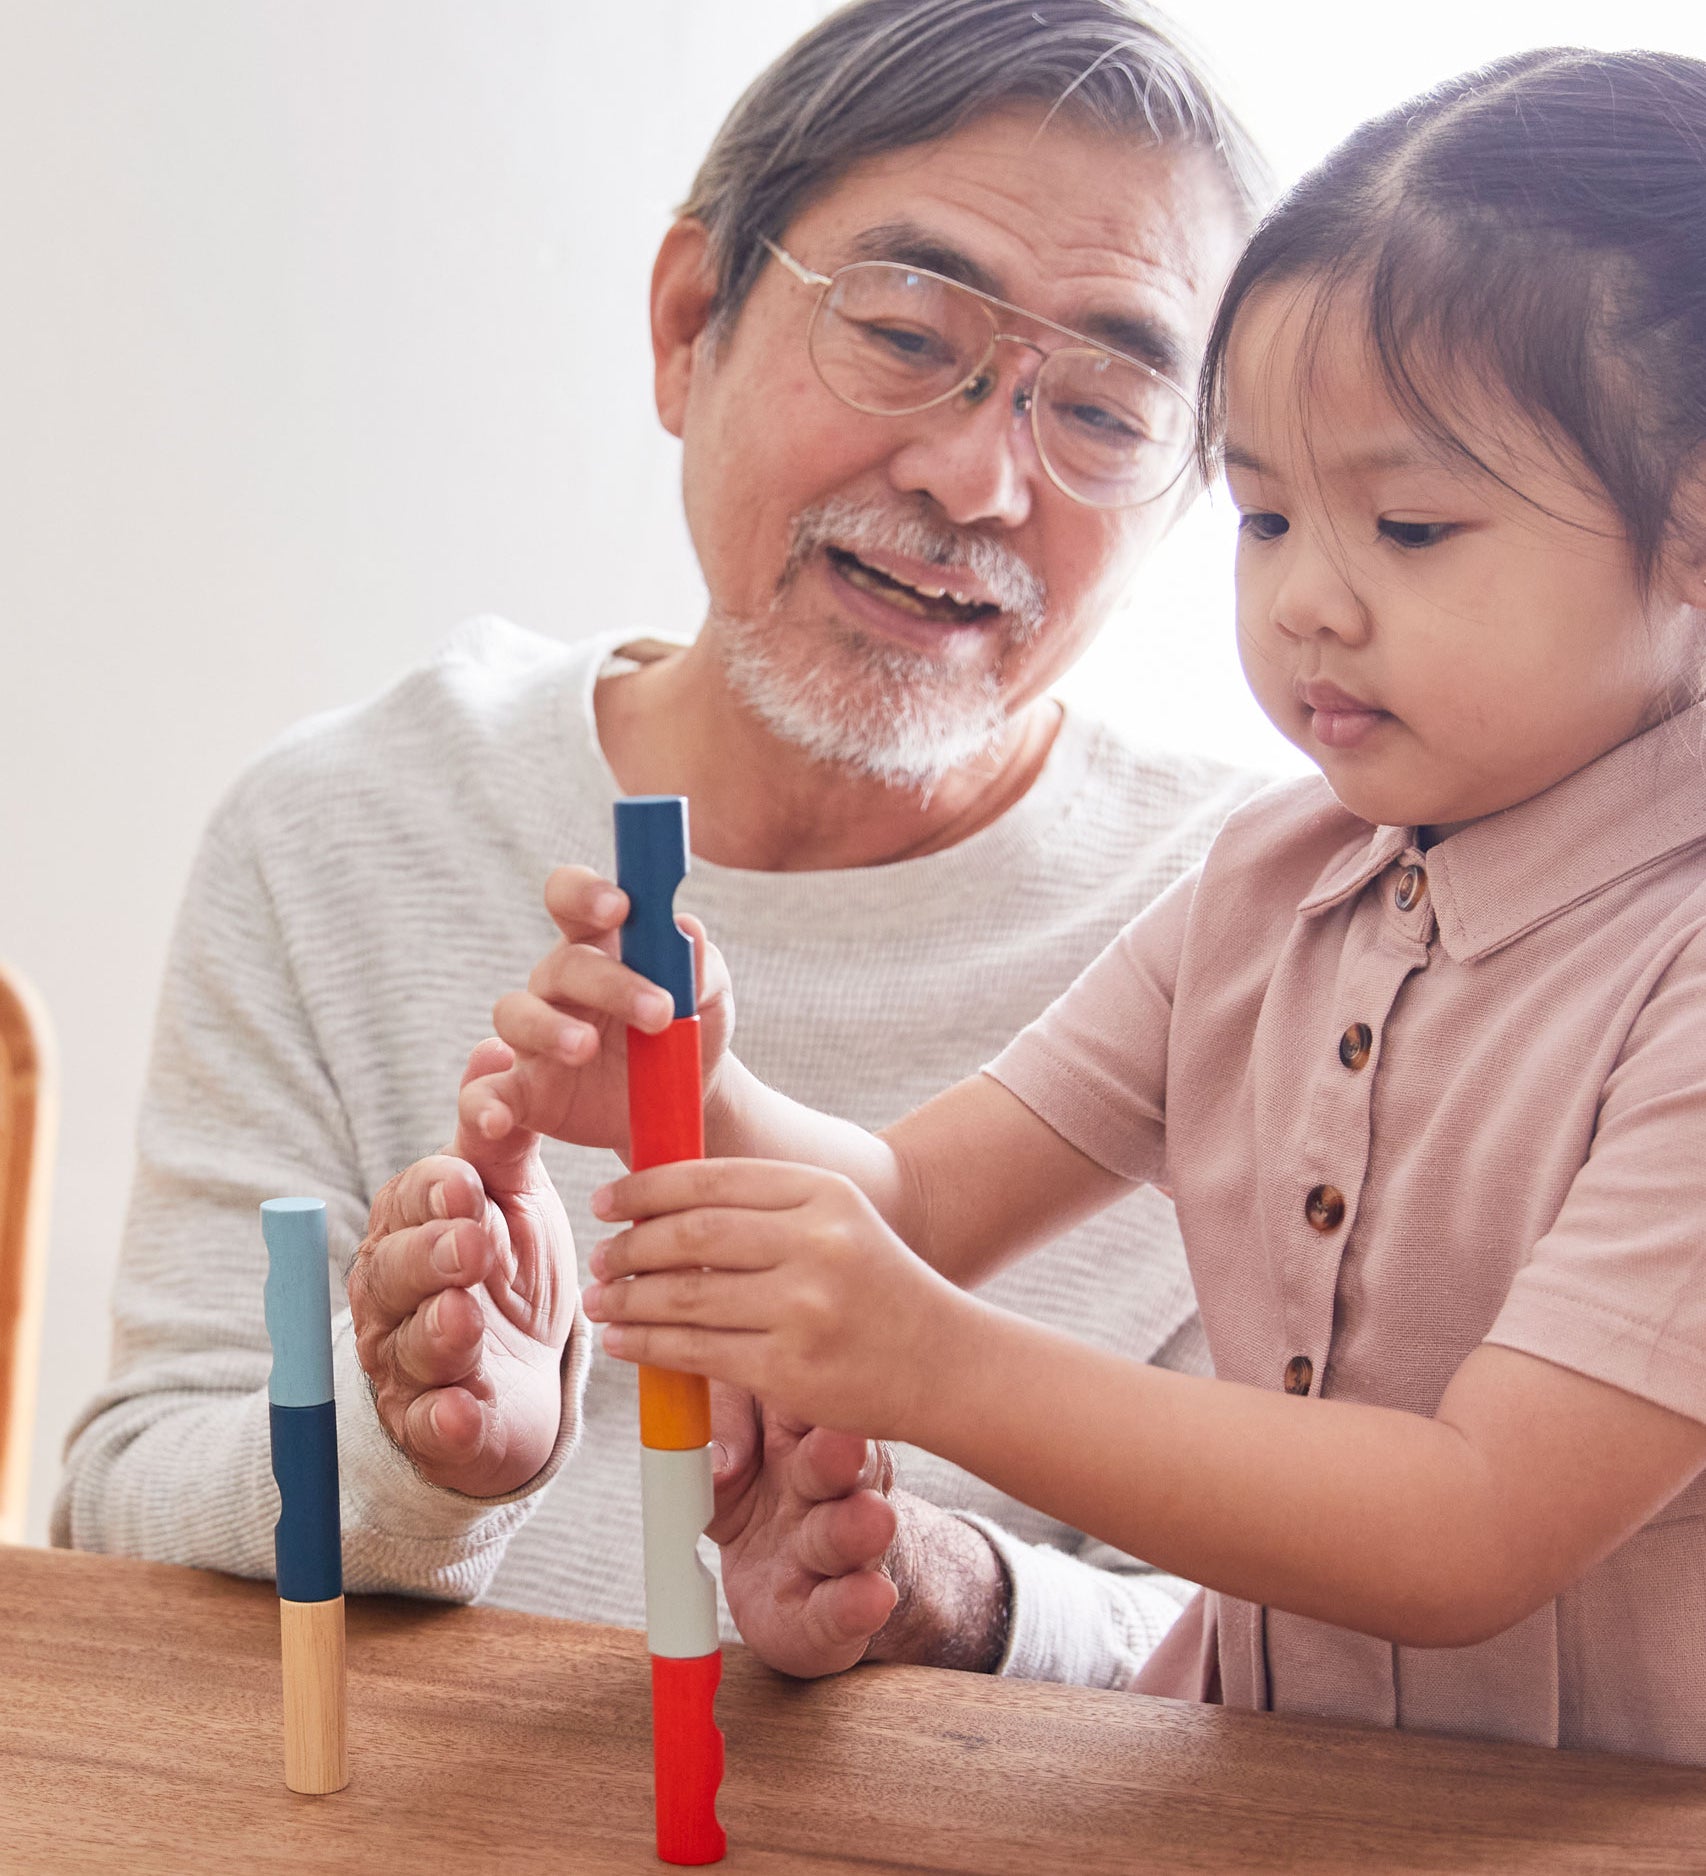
[762,239,1197,511]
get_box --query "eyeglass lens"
[808,262,1194,507]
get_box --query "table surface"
[5,1545,1706,1874]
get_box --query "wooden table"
[4,1546,1706,1873]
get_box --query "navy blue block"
[615,795,696,1017]
[270,1400,343,1602]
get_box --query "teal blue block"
[262,1197,335,1408]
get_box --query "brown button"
[1305,1183,1346,1231]
[1284,1355,1314,1395]
[1339,1022,1373,1070]
[1394,864,1427,913]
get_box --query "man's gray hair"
[682,0,1269,333]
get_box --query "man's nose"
[883,357,1037,530]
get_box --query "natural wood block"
[279,1594,348,1794]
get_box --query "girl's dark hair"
[1199,48,1706,588]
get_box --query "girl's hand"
[459,864,735,1156]
[582,1159,973,1439]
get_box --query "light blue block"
[262,1197,335,1408]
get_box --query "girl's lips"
[1297,680,1389,751]
[1309,705,1388,750]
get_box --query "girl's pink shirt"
[988,706,1706,1764]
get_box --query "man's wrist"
[865,1490,1011,1673]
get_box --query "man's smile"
[824,544,1002,625]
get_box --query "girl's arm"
[465,864,1139,1290]
[583,1159,1706,1649]
[706,1060,1132,1290]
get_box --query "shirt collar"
[1296,704,1706,961]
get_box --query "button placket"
[1278,885,1429,1408]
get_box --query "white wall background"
[3,0,1702,1544]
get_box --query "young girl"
[473,48,1706,1761]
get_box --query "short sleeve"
[983,865,1198,1184]
[1488,926,1706,1423]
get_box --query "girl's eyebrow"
[1223,439,1445,476]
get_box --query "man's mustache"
[778,496,1047,637]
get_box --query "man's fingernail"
[637,990,673,1028]
[432,1227,461,1276]
[590,1184,613,1218]
[593,890,623,922]
[710,1440,730,1476]
[428,1181,448,1219]
[582,1281,606,1317]
[428,1398,444,1438]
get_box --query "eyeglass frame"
[760,237,1198,511]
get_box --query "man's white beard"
[718,611,1013,790]
[715,497,1047,791]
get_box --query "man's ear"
[651,218,719,439]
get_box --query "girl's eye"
[1238,511,1288,542]
[1379,518,1458,550]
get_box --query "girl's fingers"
[593,1157,841,1225]
[542,866,629,947]
[583,1265,773,1332]
[492,990,601,1065]
[527,941,674,1032]
[588,1205,813,1280]
[459,1068,525,1141]
[598,1320,759,1383]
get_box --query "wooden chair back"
[0,962,55,1544]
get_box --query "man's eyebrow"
[846,223,1004,296]
[844,221,1188,379]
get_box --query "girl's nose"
[1268,537,1369,645]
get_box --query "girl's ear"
[650,219,719,441]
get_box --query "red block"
[650,1651,726,1865]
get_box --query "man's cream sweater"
[54,619,1262,1688]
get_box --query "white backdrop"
[3,0,1702,1543]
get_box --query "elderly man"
[55,0,1265,1687]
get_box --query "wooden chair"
[0,962,55,1544]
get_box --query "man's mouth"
[824,546,1000,626]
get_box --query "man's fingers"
[709,1382,761,1490]
[593,1157,843,1225]
[792,1487,899,1579]
[791,1426,884,1503]
[397,1385,490,1470]
[351,1218,491,1332]
[388,1284,485,1388]
[366,1149,488,1243]
[800,1564,900,1662]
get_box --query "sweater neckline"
[551,631,1100,932]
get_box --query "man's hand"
[710,1389,1011,1678]
[459,864,735,1154]
[709,1387,899,1677]
[349,1039,577,1498]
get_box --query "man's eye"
[1238,512,1288,542]
[854,318,952,365]
[1379,519,1458,550]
